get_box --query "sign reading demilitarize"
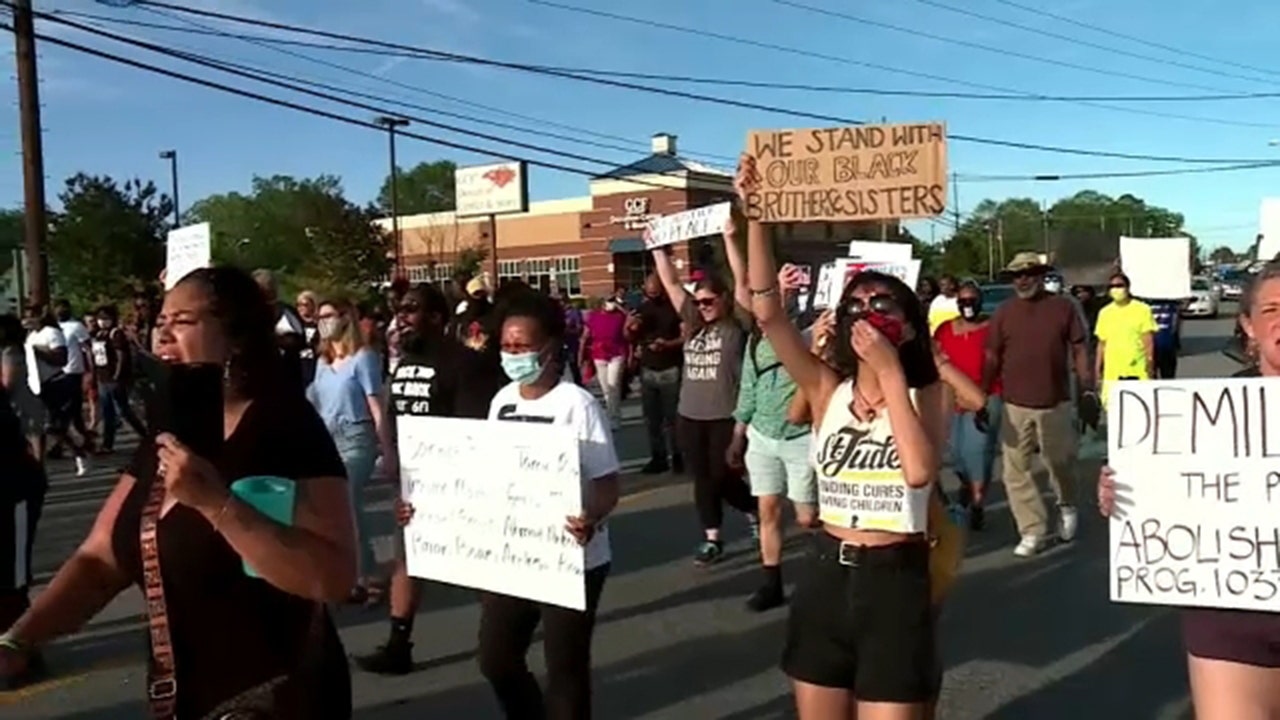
[455,161,529,218]
[743,122,947,224]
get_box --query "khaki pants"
[1000,402,1078,538]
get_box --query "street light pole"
[159,149,180,226]
[374,116,410,276]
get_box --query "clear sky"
[10,0,1280,252]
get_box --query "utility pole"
[950,172,960,231]
[997,216,1005,269]
[14,0,48,307]
[375,115,410,277]
[159,149,180,226]
[1041,200,1050,254]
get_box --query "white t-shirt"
[25,325,67,394]
[488,381,621,570]
[59,320,91,375]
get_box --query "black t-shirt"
[90,327,131,384]
[0,385,44,504]
[389,336,504,421]
[110,392,351,719]
[635,297,683,371]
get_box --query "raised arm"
[649,246,690,316]
[721,215,751,311]
[738,156,834,408]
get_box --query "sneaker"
[354,642,413,676]
[1014,535,1047,558]
[693,540,724,566]
[75,456,89,477]
[745,584,785,613]
[1058,505,1079,543]
[640,459,670,475]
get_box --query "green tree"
[0,209,22,276]
[47,173,172,309]
[190,175,391,298]
[1208,245,1238,265]
[377,160,456,216]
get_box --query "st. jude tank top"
[812,379,930,534]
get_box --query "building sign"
[455,161,529,218]
[609,197,660,230]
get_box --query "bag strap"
[140,471,178,719]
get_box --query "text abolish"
[744,122,947,223]
[1108,378,1280,613]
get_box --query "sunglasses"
[1011,270,1044,280]
[843,293,898,316]
[693,297,719,309]
[1109,284,1128,290]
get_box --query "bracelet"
[0,633,28,654]
[749,286,778,298]
[210,495,234,533]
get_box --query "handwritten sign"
[398,416,587,610]
[1119,236,1192,300]
[165,222,211,290]
[744,122,947,223]
[643,202,732,250]
[1108,379,1280,613]
[816,258,922,309]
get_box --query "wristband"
[0,633,28,654]
[749,286,778,298]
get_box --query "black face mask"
[958,299,980,319]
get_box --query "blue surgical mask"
[500,351,543,384]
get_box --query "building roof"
[595,153,731,180]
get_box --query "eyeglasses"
[693,297,719,308]
[843,293,898,316]
[1011,270,1043,280]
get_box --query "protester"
[650,239,756,566]
[254,268,309,395]
[580,296,629,428]
[0,378,46,690]
[934,281,1001,530]
[559,289,584,385]
[309,298,394,603]
[478,287,619,718]
[736,155,944,717]
[0,267,358,717]
[1147,295,1181,379]
[127,290,157,355]
[927,274,961,333]
[54,299,95,454]
[296,290,320,385]
[626,274,684,475]
[25,305,91,476]
[0,314,44,459]
[983,253,1092,557]
[1098,261,1280,718]
[917,276,940,308]
[1095,271,1157,400]
[91,305,146,454]
[356,283,506,675]
[384,276,411,374]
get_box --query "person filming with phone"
[0,267,358,718]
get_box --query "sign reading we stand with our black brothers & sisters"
[743,122,948,224]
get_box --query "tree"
[189,175,391,298]
[1208,246,1238,265]
[377,160,456,216]
[47,173,172,309]
[0,209,22,276]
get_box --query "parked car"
[979,284,1016,315]
[1182,276,1220,318]
[1218,270,1248,301]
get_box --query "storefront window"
[403,263,454,284]
[553,257,582,297]
[498,260,524,284]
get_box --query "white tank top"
[812,379,931,534]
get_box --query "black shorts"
[41,374,82,431]
[1183,608,1280,668]
[781,533,939,702]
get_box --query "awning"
[608,236,645,254]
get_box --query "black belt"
[812,532,928,568]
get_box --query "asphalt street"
[1,310,1242,719]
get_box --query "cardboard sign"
[744,122,948,223]
[643,202,732,250]
[1108,379,1280,613]
[815,258,922,309]
[399,416,587,610]
[848,240,913,261]
[165,222,211,290]
[1119,236,1192,300]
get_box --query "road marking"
[0,656,139,704]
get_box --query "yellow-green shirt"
[1095,299,1157,381]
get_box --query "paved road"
[2,311,1241,719]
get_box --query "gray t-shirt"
[678,304,747,420]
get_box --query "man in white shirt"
[25,304,90,475]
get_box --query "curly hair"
[175,266,282,401]
[496,286,566,344]
[831,270,939,389]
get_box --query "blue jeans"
[950,397,1004,486]
[97,381,146,451]
[332,422,379,579]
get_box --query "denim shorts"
[744,425,816,504]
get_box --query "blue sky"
[10,0,1280,251]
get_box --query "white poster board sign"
[1108,378,1280,613]
[165,222,211,290]
[816,258,922,309]
[848,240,913,261]
[1118,236,1191,300]
[398,416,587,610]
[643,202,731,250]
[455,162,529,218]
[1259,198,1280,262]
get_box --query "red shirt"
[935,320,1000,401]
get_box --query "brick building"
[381,133,894,298]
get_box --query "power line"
[108,0,1280,164]
[62,10,1280,105]
[957,161,1280,182]
[988,0,1280,80]
[903,0,1279,86]
[771,0,1232,92]
[527,0,1280,131]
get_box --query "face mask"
[863,312,905,346]
[501,351,544,384]
[317,317,343,339]
[958,299,980,320]
[1109,288,1129,302]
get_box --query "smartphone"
[134,352,225,459]
[794,266,813,288]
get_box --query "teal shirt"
[732,335,810,441]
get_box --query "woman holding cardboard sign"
[1098,262,1280,720]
